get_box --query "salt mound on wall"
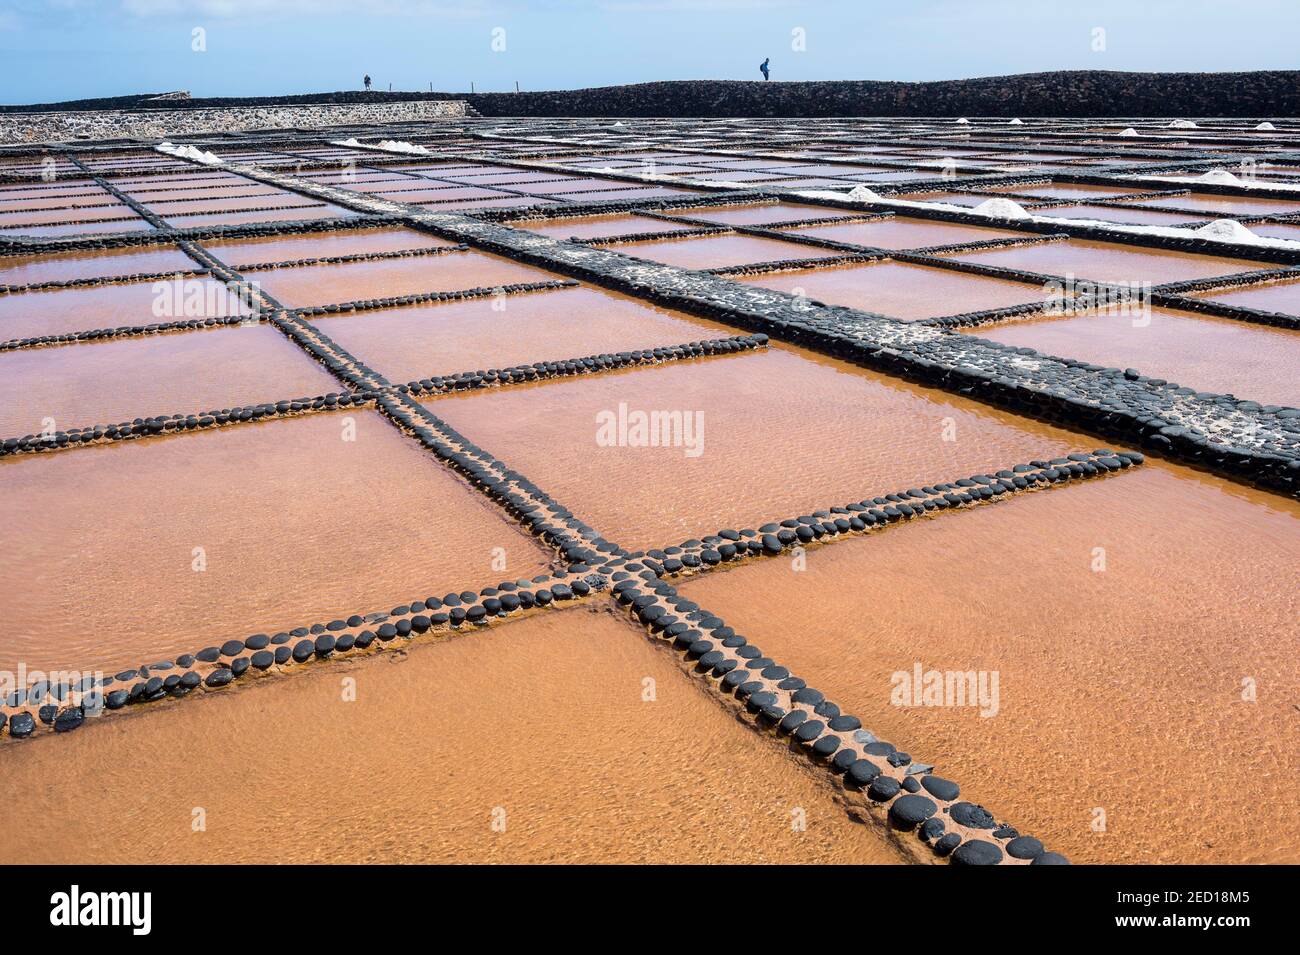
[156,142,223,166]
[1168,119,1199,128]
[1118,127,1139,137]
[1194,219,1258,242]
[1193,168,1243,186]
[955,117,970,124]
[1255,121,1277,130]
[1008,118,1023,125]
[376,140,432,155]
[971,197,1031,220]
[846,185,884,201]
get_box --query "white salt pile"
[1008,118,1024,125]
[1194,219,1259,242]
[1192,168,1243,186]
[1118,127,1139,137]
[970,197,1032,220]
[1168,119,1199,129]
[331,138,431,155]
[846,185,884,201]
[956,117,970,125]
[1255,122,1276,130]
[156,142,223,166]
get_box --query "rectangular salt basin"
[0,324,339,437]
[520,214,694,241]
[968,307,1300,407]
[0,609,902,865]
[671,203,858,226]
[0,278,250,343]
[953,239,1270,285]
[1190,279,1300,317]
[0,218,152,239]
[0,244,194,287]
[1033,203,1203,226]
[427,345,1083,551]
[1138,192,1300,216]
[0,204,140,228]
[163,206,355,228]
[609,234,838,270]
[739,260,1044,320]
[202,226,453,267]
[0,411,553,676]
[785,217,1024,250]
[144,196,320,216]
[680,465,1300,864]
[244,251,554,308]
[310,284,736,383]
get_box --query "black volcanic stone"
[934,833,962,856]
[205,668,234,688]
[1032,852,1071,865]
[251,650,275,670]
[793,720,824,742]
[8,712,35,738]
[1006,836,1045,860]
[919,817,946,842]
[245,633,270,650]
[889,794,938,828]
[54,706,85,733]
[950,802,997,829]
[220,639,245,656]
[196,647,221,663]
[274,646,292,665]
[952,840,1004,866]
[292,639,315,662]
[847,759,880,787]
[868,776,901,801]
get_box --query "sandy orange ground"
[0,609,905,865]
[681,463,1300,864]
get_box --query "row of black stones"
[0,313,258,352]
[396,335,768,397]
[0,565,615,739]
[642,451,1143,577]
[609,566,1067,866]
[901,232,1072,258]
[226,243,469,274]
[924,299,1063,330]
[0,391,373,455]
[0,265,207,296]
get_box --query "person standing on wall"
[760,58,770,81]
[364,74,372,91]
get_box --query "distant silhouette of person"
[363,74,372,92]
[760,58,770,81]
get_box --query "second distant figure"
[760,58,770,81]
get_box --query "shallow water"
[311,284,734,383]
[521,214,694,240]
[244,251,554,308]
[0,245,194,287]
[0,412,552,675]
[0,278,250,342]
[969,306,1300,407]
[0,608,904,864]
[1190,279,1300,317]
[739,260,1043,320]
[428,344,1084,551]
[954,239,1269,285]
[0,325,339,437]
[785,216,1022,250]
[680,464,1300,864]
[201,227,452,266]
[612,233,837,269]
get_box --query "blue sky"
[2,0,1296,104]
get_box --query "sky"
[1,0,1297,105]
